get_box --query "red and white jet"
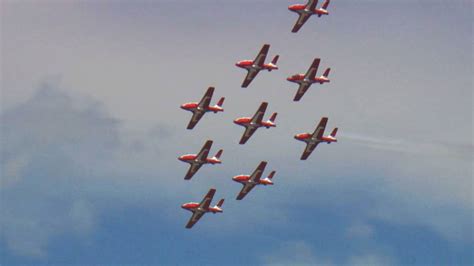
[294,117,338,160]
[234,102,277,145]
[181,86,224,130]
[232,161,275,200]
[289,0,331,33]
[236,44,279,88]
[178,140,223,180]
[287,58,331,101]
[181,188,224,229]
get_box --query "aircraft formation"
[179,0,335,228]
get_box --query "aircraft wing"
[251,102,268,124]
[196,140,213,162]
[306,0,319,10]
[184,163,203,180]
[249,161,267,182]
[236,182,257,200]
[199,188,216,209]
[241,68,260,88]
[293,82,312,101]
[311,117,328,140]
[185,211,206,229]
[304,58,320,79]
[198,87,214,109]
[253,44,270,67]
[187,111,205,129]
[239,126,258,145]
[292,12,312,33]
[300,141,320,160]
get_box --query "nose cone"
[232,176,239,182]
[287,77,292,81]
[178,155,185,161]
[181,204,187,209]
[294,134,299,139]
[180,104,186,109]
[233,118,240,124]
[235,61,241,67]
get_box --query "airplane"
[235,44,279,88]
[294,117,338,160]
[234,102,277,145]
[178,140,222,180]
[289,0,331,33]
[181,188,224,229]
[233,161,275,200]
[287,58,330,101]
[181,86,224,130]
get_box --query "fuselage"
[181,203,222,213]
[294,133,337,144]
[232,175,273,186]
[178,154,221,164]
[233,117,276,128]
[180,102,224,113]
[287,74,330,85]
[235,60,278,71]
[288,4,329,16]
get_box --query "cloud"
[0,85,121,257]
[346,222,375,239]
[347,254,394,266]
[260,240,395,266]
[341,132,473,161]
[260,241,334,266]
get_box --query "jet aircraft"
[233,161,275,200]
[178,140,222,180]
[181,87,224,129]
[181,188,224,229]
[287,58,330,101]
[236,44,279,88]
[294,117,338,160]
[289,0,331,33]
[234,102,277,145]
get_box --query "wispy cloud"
[341,132,472,160]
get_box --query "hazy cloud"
[0,85,120,257]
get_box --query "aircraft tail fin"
[216,199,224,208]
[269,112,278,123]
[214,149,223,159]
[217,97,225,107]
[330,127,338,137]
[271,55,279,65]
[323,68,331,78]
[267,171,276,180]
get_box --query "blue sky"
[1,0,472,265]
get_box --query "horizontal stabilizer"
[330,128,338,137]
[269,112,278,123]
[271,55,279,65]
[217,199,224,207]
[323,68,331,77]
[217,97,225,107]
[268,171,276,179]
[214,149,223,159]
[322,0,330,10]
